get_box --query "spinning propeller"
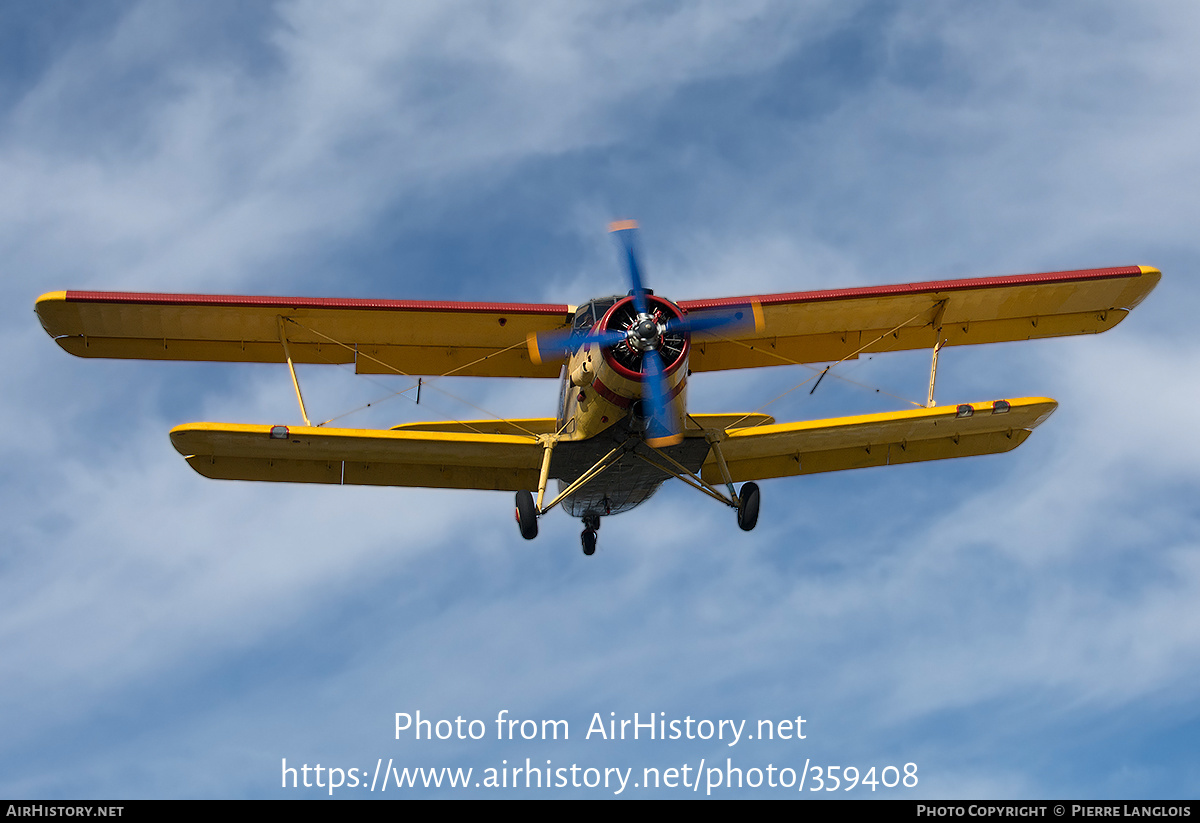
[529,221,763,448]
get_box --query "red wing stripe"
[61,266,1146,314]
[61,291,569,315]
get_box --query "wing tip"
[1135,265,1163,297]
[1017,396,1058,428]
[34,291,70,336]
[35,290,68,307]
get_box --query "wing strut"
[926,337,946,408]
[277,316,313,427]
[278,314,542,437]
[631,441,738,508]
[706,436,740,503]
[720,303,935,430]
[536,441,629,516]
[535,435,557,510]
[925,300,948,408]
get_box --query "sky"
[2,0,1198,799]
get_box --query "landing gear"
[581,513,600,555]
[737,482,760,531]
[515,490,538,540]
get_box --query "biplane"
[35,222,1159,555]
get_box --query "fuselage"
[551,293,699,518]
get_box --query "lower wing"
[170,422,545,491]
[701,397,1057,483]
[170,399,1054,491]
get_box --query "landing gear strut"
[515,490,538,540]
[737,482,760,531]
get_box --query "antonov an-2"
[35,222,1159,555]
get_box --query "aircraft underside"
[515,396,763,556]
[551,427,712,518]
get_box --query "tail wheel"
[515,490,538,540]
[581,529,597,556]
[737,482,760,532]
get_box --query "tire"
[581,529,597,556]
[515,490,538,540]
[737,482,760,532]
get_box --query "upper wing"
[35,291,573,378]
[679,266,1160,372]
[171,422,545,490]
[700,397,1057,483]
[36,266,1158,377]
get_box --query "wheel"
[737,482,760,532]
[515,490,538,540]
[581,528,597,556]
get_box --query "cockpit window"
[571,298,619,339]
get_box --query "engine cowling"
[598,294,689,383]
[560,293,689,442]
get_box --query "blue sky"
[3,1,1198,799]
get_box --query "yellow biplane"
[35,222,1159,555]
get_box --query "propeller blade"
[609,220,649,317]
[527,327,627,365]
[664,302,764,337]
[642,347,683,448]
